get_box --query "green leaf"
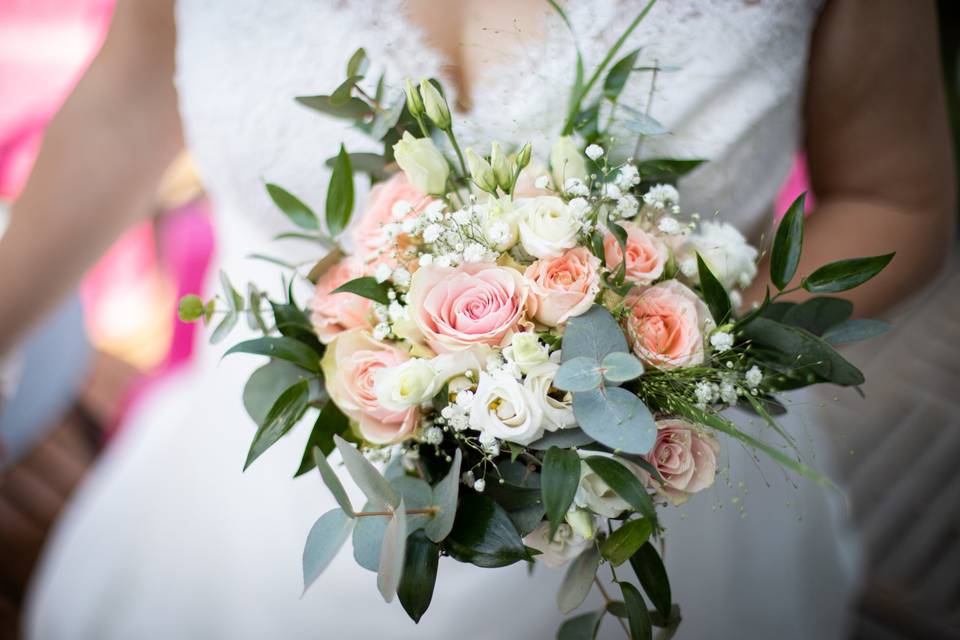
[425,449,461,543]
[696,254,732,324]
[243,360,317,426]
[620,581,653,640]
[332,276,391,305]
[584,456,657,525]
[265,183,319,230]
[177,294,204,322]
[529,428,595,451]
[330,75,363,106]
[601,519,653,566]
[561,305,629,364]
[802,253,895,293]
[554,357,603,392]
[619,105,666,136]
[377,498,407,602]
[482,461,544,537]
[270,299,324,355]
[770,192,805,290]
[346,47,368,77]
[557,610,604,640]
[245,284,268,333]
[325,152,391,181]
[302,508,353,593]
[397,530,439,623]
[225,336,321,373]
[369,91,406,141]
[325,144,354,237]
[295,94,372,120]
[629,542,671,619]
[557,544,602,614]
[603,48,642,101]
[822,318,892,345]
[650,604,683,635]
[572,386,656,455]
[780,296,853,336]
[244,380,310,469]
[634,159,704,181]
[741,317,864,386]
[542,447,582,537]
[210,309,237,344]
[310,447,354,516]
[600,352,644,383]
[352,500,389,572]
[445,492,529,568]
[296,401,350,476]
[334,434,400,509]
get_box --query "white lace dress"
[25,2,859,638]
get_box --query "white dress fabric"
[26,1,860,638]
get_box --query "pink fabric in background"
[775,152,816,219]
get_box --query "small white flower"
[374,263,392,283]
[568,197,590,219]
[461,470,475,486]
[679,257,697,278]
[455,389,475,409]
[534,175,551,190]
[484,441,500,457]
[719,381,738,405]
[452,209,472,225]
[423,223,443,243]
[745,365,763,388]
[616,163,640,189]
[643,184,680,209]
[418,253,434,266]
[435,254,452,268]
[423,426,444,445]
[563,178,590,197]
[710,331,734,353]
[424,200,446,222]
[392,200,413,220]
[729,290,743,310]
[462,242,486,263]
[392,267,411,287]
[585,144,604,161]
[401,218,419,235]
[387,301,407,323]
[616,194,639,219]
[601,183,622,201]
[487,222,511,246]
[373,322,391,340]
[473,478,486,492]
[658,216,682,235]
[694,381,715,407]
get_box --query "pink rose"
[408,262,529,354]
[623,280,713,369]
[350,173,429,268]
[604,221,669,285]
[524,247,601,327]
[320,330,418,444]
[645,418,719,505]
[309,256,373,344]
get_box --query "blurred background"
[0,2,959,639]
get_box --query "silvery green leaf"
[619,105,666,136]
[370,90,405,141]
[557,610,605,640]
[377,499,407,603]
[822,318,892,345]
[352,500,387,571]
[572,386,656,455]
[561,305,629,364]
[557,543,602,614]
[600,352,644,383]
[391,475,433,532]
[302,508,354,593]
[312,448,354,517]
[425,449,461,543]
[335,435,400,509]
[554,357,603,392]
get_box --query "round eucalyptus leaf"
[554,356,603,392]
[573,386,656,455]
[303,508,354,592]
[600,351,645,383]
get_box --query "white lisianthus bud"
[374,358,440,411]
[516,196,580,258]
[549,136,588,189]
[490,142,512,192]
[468,372,544,445]
[404,78,424,119]
[393,131,450,195]
[515,142,532,172]
[418,79,451,130]
[565,508,596,540]
[504,333,549,374]
[466,148,497,194]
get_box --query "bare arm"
[0,0,182,354]
[744,0,956,317]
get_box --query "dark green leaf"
[620,581,653,640]
[325,144,354,237]
[302,508,353,593]
[770,192,805,290]
[398,530,439,623]
[295,94,372,120]
[332,276,391,305]
[557,610,604,640]
[225,336,321,373]
[265,183,319,230]
[244,379,310,469]
[445,492,529,568]
[330,75,363,106]
[542,447,582,537]
[696,254,732,324]
[603,48,642,101]
[295,401,350,476]
[780,296,852,336]
[629,542,671,619]
[741,317,864,386]
[483,462,544,537]
[529,428,595,451]
[243,360,318,426]
[802,253,895,293]
[601,518,653,566]
[822,318,892,345]
[270,299,324,353]
[584,456,657,525]
[634,159,704,182]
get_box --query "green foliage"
[346,48,368,77]
[822,318,892,345]
[561,305,629,364]
[325,144,354,236]
[770,193,805,290]
[265,183,319,230]
[603,48,642,101]
[620,581,653,640]
[243,360,317,426]
[482,461,544,536]
[584,456,657,525]
[779,296,852,336]
[634,158,704,183]
[398,530,439,623]
[332,276,392,305]
[554,357,603,393]
[325,152,391,181]
[425,449,461,543]
[334,435,400,509]
[529,428,595,451]
[802,253,895,293]
[225,336,321,373]
[630,542,671,619]
[177,294,204,322]
[572,386,656,455]
[444,492,529,568]
[600,352,644,383]
[244,379,310,469]
[696,254,731,324]
[295,94,372,120]
[542,447,582,537]
[557,544,602,614]
[302,508,354,593]
[310,446,354,516]
[557,610,604,640]
[601,518,653,566]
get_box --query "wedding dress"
[25,1,859,638]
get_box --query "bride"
[0,1,953,638]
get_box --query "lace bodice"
[175,0,823,267]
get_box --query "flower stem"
[354,507,438,518]
[444,128,469,179]
[594,576,631,638]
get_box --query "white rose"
[573,455,646,518]
[469,372,544,445]
[504,333,549,374]
[679,221,759,290]
[374,358,440,411]
[393,131,450,195]
[549,136,588,189]
[523,521,590,568]
[523,362,576,432]
[517,196,580,258]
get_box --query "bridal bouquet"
[179,3,892,637]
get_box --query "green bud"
[515,142,532,172]
[490,142,512,192]
[419,79,451,130]
[404,78,424,119]
[565,509,596,540]
[466,147,497,194]
[178,294,205,323]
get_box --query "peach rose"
[524,247,601,327]
[645,418,719,505]
[604,221,669,285]
[350,173,429,268]
[320,330,417,444]
[309,256,373,344]
[407,262,529,354]
[623,280,713,369]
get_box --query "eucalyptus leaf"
[310,447,354,517]
[325,152,391,181]
[335,435,400,509]
[629,542,671,619]
[210,308,237,345]
[584,456,657,525]
[822,318,892,345]
[377,498,407,603]
[325,144,354,237]
[529,428,595,451]
[370,91,406,141]
[600,352,644,383]
[346,47,368,77]
[601,518,653,566]
[245,284,268,332]
[770,192,805,290]
[557,610,605,640]
[554,357,603,393]
[332,276,391,305]
[562,305,629,364]
[265,183,319,230]
[295,94,372,120]
[392,475,434,532]
[620,581,653,640]
[177,294,204,322]
[542,447,582,537]
[802,253,895,293]
[558,544,602,614]
[620,109,667,136]
[330,74,363,106]
[425,449,461,543]
[696,254,731,325]
[573,386,656,455]
[445,492,529,568]
[220,270,244,312]
[302,508,354,593]
[352,500,389,572]
[397,530,439,623]
[224,336,321,373]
